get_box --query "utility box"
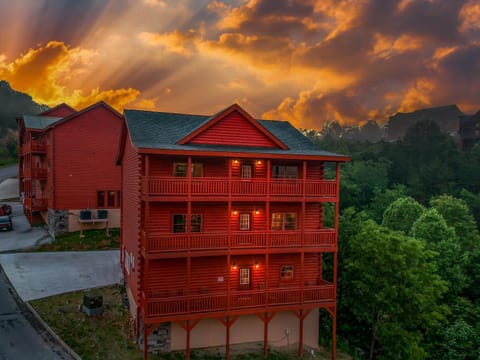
[97,210,108,219]
[80,210,92,220]
[82,291,103,316]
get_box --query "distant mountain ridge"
[0,80,48,132]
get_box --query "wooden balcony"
[144,284,335,318]
[23,167,47,179]
[141,229,336,256]
[22,140,46,154]
[142,177,337,199]
[24,198,48,211]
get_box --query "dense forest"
[310,120,480,359]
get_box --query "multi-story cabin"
[17,102,123,235]
[118,104,349,359]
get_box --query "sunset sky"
[0,0,479,129]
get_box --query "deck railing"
[144,284,335,318]
[142,177,337,198]
[142,229,336,254]
[22,140,46,154]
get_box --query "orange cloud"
[371,33,423,59]
[0,41,141,110]
[398,78,436,112]
[459,1,480,32]
[263,87,366,129]
[139,29,200,55]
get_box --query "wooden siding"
[188,111,279,148]
[122,136,142,303]
[306,161,324,180]
[144,253,321,296]
[52,105,122,209]
[304,203,323,229]
[149,156,229,178]
[146,203,324,233]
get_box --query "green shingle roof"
[124,109,348,159]
[23,115,63,129]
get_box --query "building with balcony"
[17,102,123,234]
[119,104,349,359]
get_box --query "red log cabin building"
[17,102,123,234]
[118,104,349,359]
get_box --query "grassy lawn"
[30,285,344,360]
[29,229,120,252]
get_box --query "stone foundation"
[47,209,69,237]
[138,321,171,353]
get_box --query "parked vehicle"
[0,215,12,231]
[0,204,12,216]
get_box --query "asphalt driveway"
[0,264,76,359]
[0,202,51,253]
[0,250,122,301]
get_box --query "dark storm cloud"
[299,27,374,72]
[361,0,468,43]
[220,0,326,40]
[433,44,480,106]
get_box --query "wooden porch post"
[332,305,337,360]
[177,319,201,360]
[292,309,311,358]
[218,316,239,360]
[256,312,275,358]
[333,162,340,360]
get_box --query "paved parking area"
[0,201,52,252]
[0,250,122,301]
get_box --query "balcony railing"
[23,167,47,179]
[144,284,335,318]
[22,140,46,154]
[142,177,337,198]
[142,229,336,255]
[23,198,47,210]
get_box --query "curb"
[0,264,81,359]
[24,301,82,360]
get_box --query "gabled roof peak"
[177,103,289,150]
[39,103,76,117]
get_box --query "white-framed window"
[239,213,251,231]
[271,212,297,230]
[280,265,294,281]
[239,267,251,289]
[241,164,252,179]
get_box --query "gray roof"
[23,115,62,130]
[124,109,348,159]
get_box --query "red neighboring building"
[18,102,123,234]
[119,104,349,359]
